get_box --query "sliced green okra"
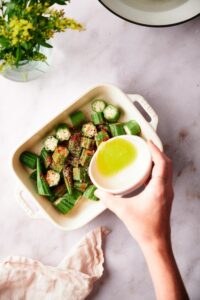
[83,185,99,201]
[109,123,125,137]
[81,137,95,150]
[36,158,51,196]
[69,111,87,128]
[79,149,94,167]
[68,133,82,157]
[63,166,73,195]
[20,151,39,170]
[95,131,110,147]
[40,147,52,169]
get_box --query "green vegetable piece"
[44,136,58,152]
[51,146,69,173]
[74,182,88,192]
[73,167,87,182]
[63,166,73,195]
[97,124,111,134]
[54,190,82,214]
[30,170,37,181]
[91,112,104,125]
[79,149,94,167]
[82,122,97,138]
[68,156,79,167]
[95,131,110,146]
[48,184,67,202]
[69,111,86,128]
[55,123,71,141]
[40,148,52,169]
[20,151,39,169]
[103,104,120,123]
[124,120,141,136]
[36,158,51,196]
[92,99,107,112]
[109,123,125,137]
[81,137,95,150]
[68,133,82,157]
[83,185,99,201]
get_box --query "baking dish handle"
[127,94,158,131]
[16,188,45,219]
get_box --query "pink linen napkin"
[0,227,109,300]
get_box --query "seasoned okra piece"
[83,185,99,201]
[46,170,60,187]
[95,131,110,146]
[54,190,82,214]
[103,104,120,123]
[69,111,87,128]
[55,123,71,141]
[97,124,111,134]
[40,148,52,169]
[68,156,79,167]
[44,136,58,152]
[63,166,73,195]
[79,149,94,167]
[91,112,104,125]
[53,184,67,198]
[124,120,141,136]
[74,182,88,192]
[81,137,95,150]
[20,151,39,170]
[51,146,69,173]
[36,158,51,196]
[92,99,107,112]
[73,167,87,182]
[68,133,82,157]
[48,184,67,202]
[82,122,97,138]
[109,123,125,137]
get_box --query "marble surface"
[1,0,200,299]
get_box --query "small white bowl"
[89,135,152,195]
[99,0,200,27]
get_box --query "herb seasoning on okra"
[20,99,141,214]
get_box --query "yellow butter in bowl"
[89,135,152,195]
[96,138,138,177]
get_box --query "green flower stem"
[0,0,83,71]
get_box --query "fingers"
[147,140,172,179]
[95,189,123,215]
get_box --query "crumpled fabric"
[0,227,109,300]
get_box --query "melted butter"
[96,138,137,177]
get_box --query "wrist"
[139,236,172,258]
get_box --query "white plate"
[99,0,200,27]
[12,84,162,231]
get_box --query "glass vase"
[1,46,52,82]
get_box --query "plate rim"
[99,0,200,27]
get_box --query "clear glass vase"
[1,46,52,82]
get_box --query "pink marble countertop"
[0,1,200,299]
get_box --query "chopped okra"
[20,97,141,214]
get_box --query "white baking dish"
[12,84,162,231]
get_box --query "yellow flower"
[8,17,34,45]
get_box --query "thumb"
[95,189,123,215]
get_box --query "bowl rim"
[99,0,200,28]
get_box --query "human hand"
[95,141,174,249]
